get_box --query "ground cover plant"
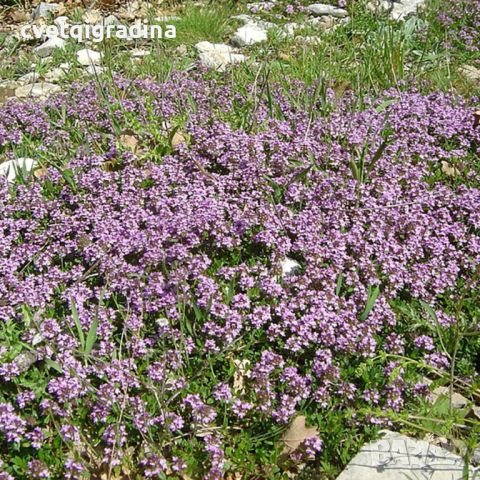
[0,68,479,478]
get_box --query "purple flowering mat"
[0,73,479,478]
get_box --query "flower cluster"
[0,72,479,477]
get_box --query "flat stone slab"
[336,430,476,480]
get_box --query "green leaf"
[375,99,397,112]
[71,300,85,350]
[336,272,344,297]
[84,316,98,356]
[45,358,63,373]
[360,286,380,321]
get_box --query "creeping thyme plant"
[0,72,479,478]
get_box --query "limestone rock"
[76,48,102,66]
[45,67,66,82]
[0,81,19,103]
[32,2,60,20]
[281,257,301,277]
[85,65,107,75]
[336,430,474,480]
[430,386,469,409]
[231,22,269,47]
[459,64,480,82]
[18,72,40,84]
[15,82,61,98]
[306,3,349,17]
[390,0,426,20]
[34,36,66,58]
[0,158,37,182]
[196,41,246,71]
[305,15,338,29]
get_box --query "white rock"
[195,42,246,71]
[390,0,426,20]
[15,82,61,98]
[18,72,40,85]
[0,158,37,182]
[59,62,71,71]
[367,0,392,12]
[45,67,66,82]
[337,430,475,480]
[34,36,66,58]
[306,3,348,17]
[305,15,338,29]
[32,2,60,20]
[231,22,269,47]
[459,64,480,82]
[281,257,301,277]
[76,48,102,66]
[85,65,107,75]
[31,333,44,346]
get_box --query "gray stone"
[196,41,246,71]
[0,81,19,103]
[76,48,102,66]
[390,0,426,20]
[14,351,38,373]
[305,15,338,29]
[430,386,469,409]
[306,3,349,17]
[32,2,60,20]
[0,158,37,182]
[18,72,40,85]
[15,82,61,98]
[459,64,480,82]
[231,22,269,47]
[45,67,66,82]
[336,430,475,480]
[34,36,66,58]
[85,65,107,75]
[367,0,392,12]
